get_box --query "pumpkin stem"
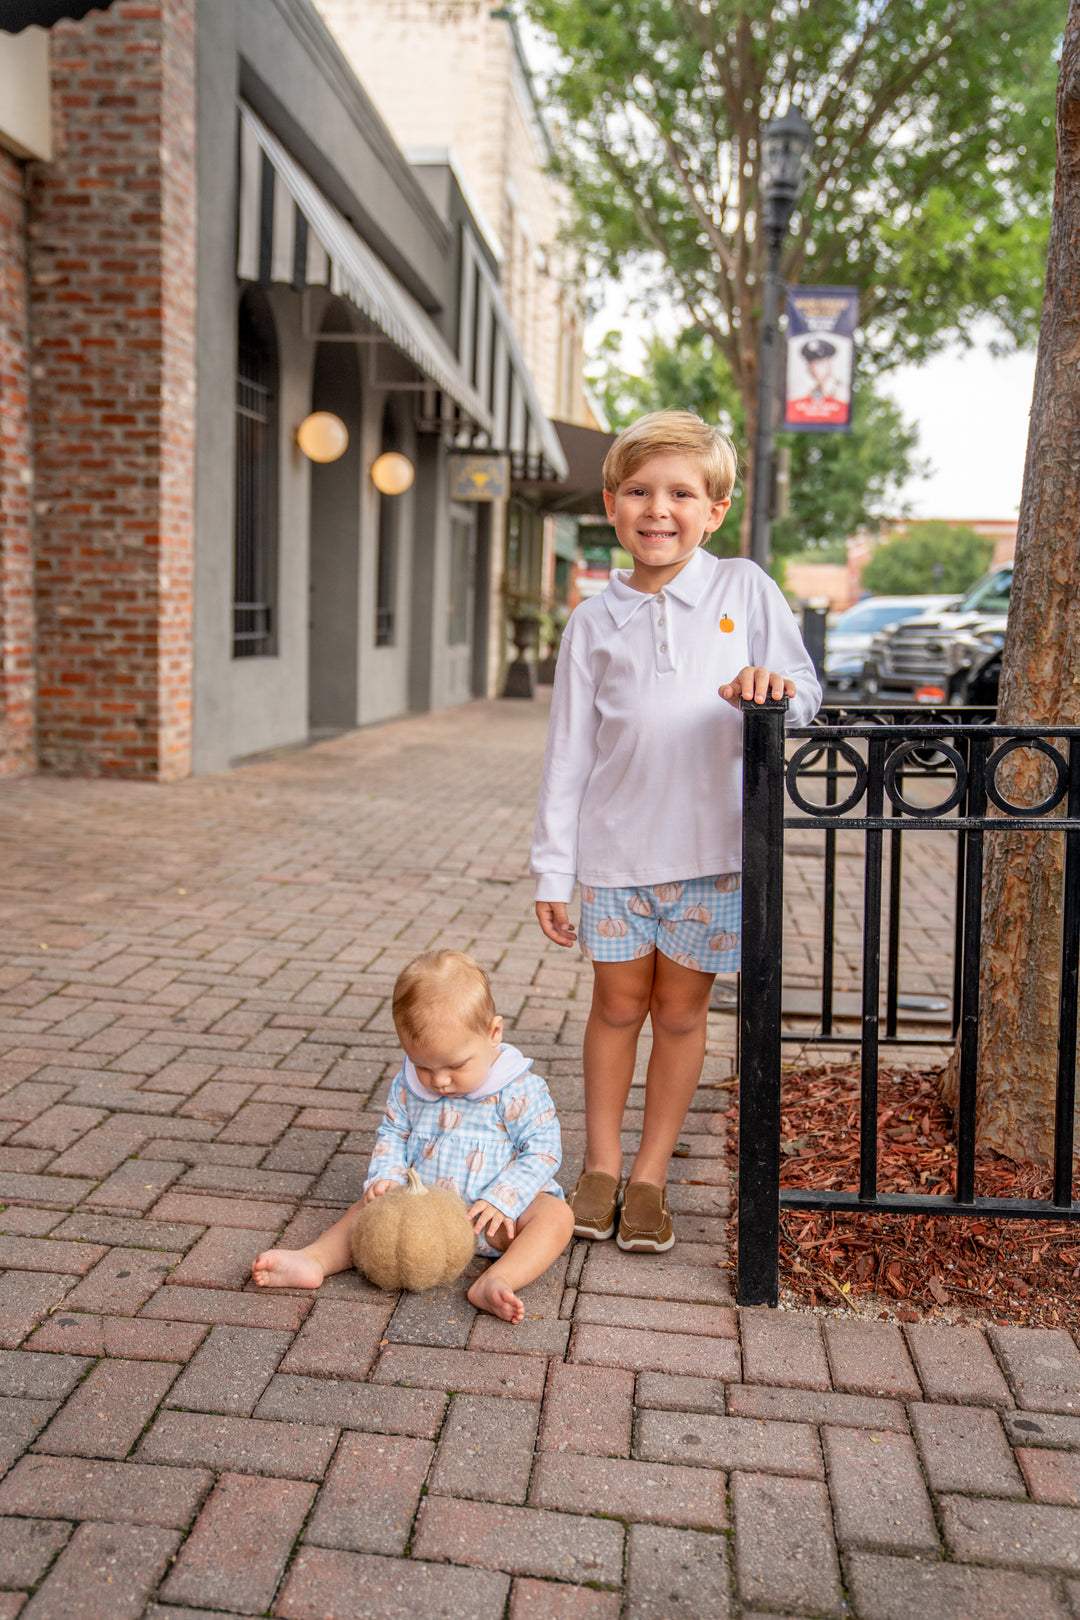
[404,1166,428,1196]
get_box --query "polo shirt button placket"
[654,593,674,672]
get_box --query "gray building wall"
[193,0,470,773]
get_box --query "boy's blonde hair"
[392,950,497,1045]
[603,410,738,503]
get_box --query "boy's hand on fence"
[469,1200,515,1245]
[719,666,796,709]
[536,901,577,948]
[363,1179,397,1203]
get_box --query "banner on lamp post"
[782,287,858,433]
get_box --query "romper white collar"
[400,1043,533,1104]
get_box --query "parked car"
[860,564,1013,700]
[946,617,1006,705]
[822,596,958,695]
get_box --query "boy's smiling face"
[603,453,730,592]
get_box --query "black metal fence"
[737,698,1080,1307]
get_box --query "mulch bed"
[721,1063,1080,1329]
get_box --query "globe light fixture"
[749,106,814,572]
[296,412,349,463]
[370,451,415,495]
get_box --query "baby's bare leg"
[252,1203,362,1289]
[467,1193,575,1323]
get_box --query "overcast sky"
[882,333,1036,523]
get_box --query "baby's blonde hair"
[392,950,496,1045]
[603,410,739,503]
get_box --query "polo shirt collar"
[602,546,713,627]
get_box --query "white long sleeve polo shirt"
[530,548,822,903]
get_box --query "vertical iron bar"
[1053,737,1080,1206]
[886,759,903,1040]
[956,733,988,1205]
[737,696,788,1307]
[821,744,837,1037]
[859,737,885,1202]
[952,729,969,1038]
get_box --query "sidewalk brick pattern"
[0,698,1075,1615]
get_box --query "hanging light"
[370,451,415,495]
[296,412,349,463]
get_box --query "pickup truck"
[860,564,1012,700]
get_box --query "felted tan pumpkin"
[350,1167,476,1291]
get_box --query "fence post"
[737,695,789,1307]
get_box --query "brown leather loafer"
[568,1170,622,1240]
[616,1181,674,1252]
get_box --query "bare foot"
[467,1270,524,1323]
[251,1249,325,1290]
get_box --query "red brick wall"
[29,0,196,778]
[0,150,36,779]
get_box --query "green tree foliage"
[526,0,1057,538]
[860,521,994,593]
[589,327,924,559]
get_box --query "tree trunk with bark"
[939,0,1080,1160]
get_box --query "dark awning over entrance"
[512,420,616,516]
[0,1,119,30]
[237,102,492,435]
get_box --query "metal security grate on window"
[233,301,277,658]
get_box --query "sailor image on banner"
[782,288,858,434]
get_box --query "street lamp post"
[749,109,814,573]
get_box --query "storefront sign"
[450,454,510,501]
[782,287,858,433]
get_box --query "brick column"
[29,0,196,778]
[0,150,36,779]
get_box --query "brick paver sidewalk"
[0,697,1077,1619]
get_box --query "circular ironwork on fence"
[984,736,1069,818]
[883,739,968,817]
[786,738,868,817]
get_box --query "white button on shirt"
[530,549,822,903]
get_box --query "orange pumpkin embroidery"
[652,881,684,903]
[709,930,739,951]
[633,941,655,958]
[658,916,677,932]
[491,1182,520,1207]
[719,615,735,632]
[581,885,596,904]
[436,1176,460,1194]
[536,1106,556,1126]
[683,901,712,924]
[439,1104,462,1130]
[672,950,703,970]
[467,1148,484,1173]
[628,892,653,917]
[422,1138,438,1159]
[596,915,629,938]
[504,1094,527,1122]
[714,872,741,893]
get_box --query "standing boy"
[531,410,821,1252]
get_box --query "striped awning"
[458,230,568,482]
[237,102,492,433]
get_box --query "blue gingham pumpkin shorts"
[578,872,742,974]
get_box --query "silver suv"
[861,564,1012,699]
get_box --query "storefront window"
[233,292,278,658]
